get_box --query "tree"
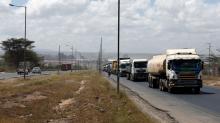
[1,38,40,68]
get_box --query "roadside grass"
[0,71,156,123]
[203,75,220,87]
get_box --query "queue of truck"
[103,48,204,94]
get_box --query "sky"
[0,0,220,54]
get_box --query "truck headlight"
[170,71,177,79]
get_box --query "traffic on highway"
[104,49,204,94]
[102,49,220,123]
[1,0,220,122]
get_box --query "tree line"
[1,38,40,70]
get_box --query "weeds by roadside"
[0,71,155,123]
[203,75,220,87]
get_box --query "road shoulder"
[103,75,177,123]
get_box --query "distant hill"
[35,49,157,61]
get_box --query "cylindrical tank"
[147,55,166,76]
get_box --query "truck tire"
[149,81,152,88]
[148,77,152,88]
[152,79,156,88]
[159,82,162,91]
[126,74,130,80]
[146,74,149,82]
[131,74,135,81]
[152,79,159,88]
[159,81,164,91]
[168,87,172,93]
[168,87,174,93]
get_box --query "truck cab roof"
[131,59,148,63]
[166,49,197,55]
[166,49,200,61]
[120,59,130,62]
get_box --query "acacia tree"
[1,38,40,68]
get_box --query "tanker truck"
[147,49,203,93]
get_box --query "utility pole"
[98,36,103,74]
[58,45,61,74]
[24,6,27,79]
[9,4,27,79]
[75,49,77,71]
[78,52,81,70]
[117,0,120,94]
[208,43,211,76]
[71,45,74,72]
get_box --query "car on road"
[17,68,29,75]
[32,67,41,74]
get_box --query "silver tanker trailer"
[147,49,203,93]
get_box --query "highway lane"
[0,71,54,80]
[106,73,220,123]
[172,86,220,116]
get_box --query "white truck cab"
[119,59,130,76]
[147,49,203,93]
[126,59,148,81]
[165,49,203,92]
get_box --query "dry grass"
[203,75,220,87]
[0,71,155,123]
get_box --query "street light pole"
[58,45,61,74]
[75,48,77,71]
[9,4,27,79]
[24,6,27,79]
[208,43,211,76]
[117,0,120,94]
[71,45,74,72]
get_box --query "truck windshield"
[171,60,202,71]
[134,62,147,68]
[120,63,129,69]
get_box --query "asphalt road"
[106,73,220,123]
[0,71,54,80]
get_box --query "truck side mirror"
[168,64,171,70]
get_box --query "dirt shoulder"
[203,75,220,87]
[0,71,155,123]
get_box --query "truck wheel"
[159,81,164,91]
[149,81,152,88]
[152,79,158,88]
[159,82,162,91]
[163,85,167,92]
[131,75,135,81]
[152,79,156,88]
[148,79,152,88]
[146,74,149,82]
[168,87,173,93]
[127,74,130,80]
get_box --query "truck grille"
[178,73,197,80]
[137,70,146,73]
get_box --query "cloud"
[0,0,220,54]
